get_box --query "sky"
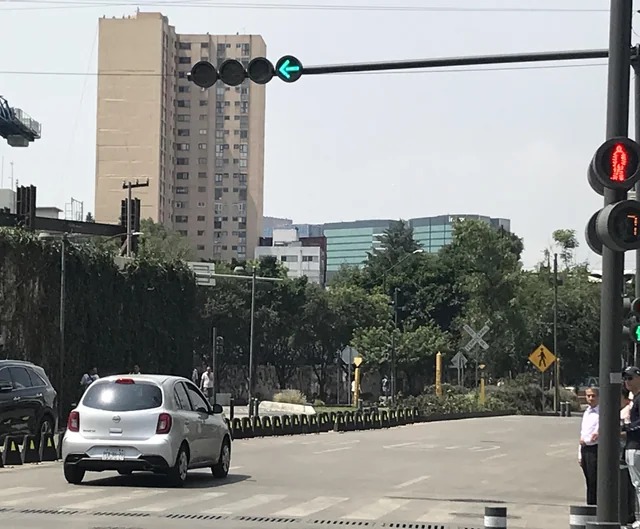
[0,0,634,269]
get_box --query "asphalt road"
[0,415,583,529]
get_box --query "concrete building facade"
[94,12,266,262]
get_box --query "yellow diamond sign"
[529,344,556,373]
[353,356,363,367]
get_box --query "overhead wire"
[0,0,612,13]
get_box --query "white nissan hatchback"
[61,374,232,487]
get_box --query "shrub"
[313,399,326,407]
[273,389,307,405]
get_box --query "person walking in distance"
[201,366,214,402]
[622,366,640,528]
[579,387,599,506]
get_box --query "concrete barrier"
[484,506,507,528]
[258,400,316,415]
[569,505,596,529]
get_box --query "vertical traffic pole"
[597,0,633,522]
[634,51,640,368]
[554,253,560,412]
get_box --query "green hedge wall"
[0,229,199,414]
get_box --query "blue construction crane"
[0,96,41,147]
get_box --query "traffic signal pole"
[634,50,640,367]
[596,0,633,523]
[122,179,149,257]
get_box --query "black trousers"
[581,444,598,506]
[620,465,637,524]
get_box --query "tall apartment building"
[94,12,266,262]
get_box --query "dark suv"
[0,360,58,442]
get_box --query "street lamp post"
[248,266,257,404]
[381,249,423,402]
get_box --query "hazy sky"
[0,0,633,268]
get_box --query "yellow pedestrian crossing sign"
[529,344,556,373]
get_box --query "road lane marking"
[0,488,96,507]
[470,445,500,452]
[63,489,164,510]
[546,448,571,457]
[548,442,572,448]
[131,492,227,512]
[275,496,348,517]
[383,442,417,449]
[393,475,430,489]
[444,445,459,450]
[334,440,361,446]
[314,446,353,454]
[483,453,507,462]
[0,487,43,498]
[230,466,243,471]
[202,494,286,514]
[342,498,410,520]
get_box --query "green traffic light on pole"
[631,323,640,343]
[275,55,303,83]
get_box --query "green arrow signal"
[278,59,301,79]
[635,325,640,342]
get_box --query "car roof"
[0,360,37,367]
[96,374,189,386]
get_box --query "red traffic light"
[589,137,640,193]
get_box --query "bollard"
[561,401,567,416]
[484,506,507,529]
[566,402,572,417]
[569,505,596,529]
[253,398,260,417]
[229,398,235,421]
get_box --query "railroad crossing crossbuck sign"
[463,323,490,352]
[528,344,556,373]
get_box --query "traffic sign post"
[462,322,490,387]
[450,352,468,386]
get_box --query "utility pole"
[59,234,66,422]
[553,253,559,413]
[122,179,149,257]
[391,287,398,400]
[596,0,633,522]
[634,49,640,367]
[248,266,257,405]
[211,326,217,405]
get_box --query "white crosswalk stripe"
[129,491,227,513]
[0,488,99,507]
[274,496,348,517]
[201,494,286,514]
[342,498,411,520]
[0,487,42,499]
[62,489,165,510]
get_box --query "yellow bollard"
[435,352,442,397]
[479,363,486,405]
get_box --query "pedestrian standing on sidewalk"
[579,387,600,506]
[622,366,640,529]
[621,384,636,526]
[201,366,214,402]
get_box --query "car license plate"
[102,448,125,461]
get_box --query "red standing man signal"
[610,143,630,182]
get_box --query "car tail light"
[156,413,172,434]
[115,378,135,384]
[68,411,80,432]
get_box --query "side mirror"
[211,403,223,414]
[0,380,12,392]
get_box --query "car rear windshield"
[82,381,163,411]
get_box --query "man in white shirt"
[201,366,214,402]
[579,387,599,506]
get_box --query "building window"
[178,230,188,236]
[179,42,191,50]
[236,202,246,214]
[198,143,207,150]
[178,71,186,79]
[178,56,191,64]
[177,143,190,151]
[176,172,189,180]
[200,100,208,106]
[214,203,224,214]
[198,215,206,222]
[241,43,250,55]
[198,157,207,164]
[215,173,224,183]
[198,186,206,192]
[178,85,190,93]
[197,245,205,251]
[175,187,189,194]
[197,201,206,208]
[176,158,189,165]
[215,159,224,167]
[201,42,209,48]
[199,129,208,135]
[302,256,315,262]
[240,130,248,139]
[200,114,208,121]
[197,230,205,236]
[216,86,225,96]
[215,130,225,139]
[177,100,190,108]
[240,101,249,114]
[198,172,207,178]
[177,129,190,137]
[177,114,190,122]
[215,188,223,200]
[217,43,226,55]
[175,215,188,223]
[239,159,248,168]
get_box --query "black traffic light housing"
[188,55,303,88]
[16,185,36,230]
[586,137,640,255]
[623,297,640,343]
[215,336,224,356]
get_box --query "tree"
[543,229,579,269]
[137,218,196,261]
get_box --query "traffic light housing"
[215,336,224,357]
[586,137,640,255]
[119,198,141,254]
[188,55,303,88]
[16,185,36,230]
[623,297,640,343]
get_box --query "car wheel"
[168,445,189,487]
[211,439,231,479]
[117,469,133,476]
[36,415,54,444]
[63,464,85,485]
